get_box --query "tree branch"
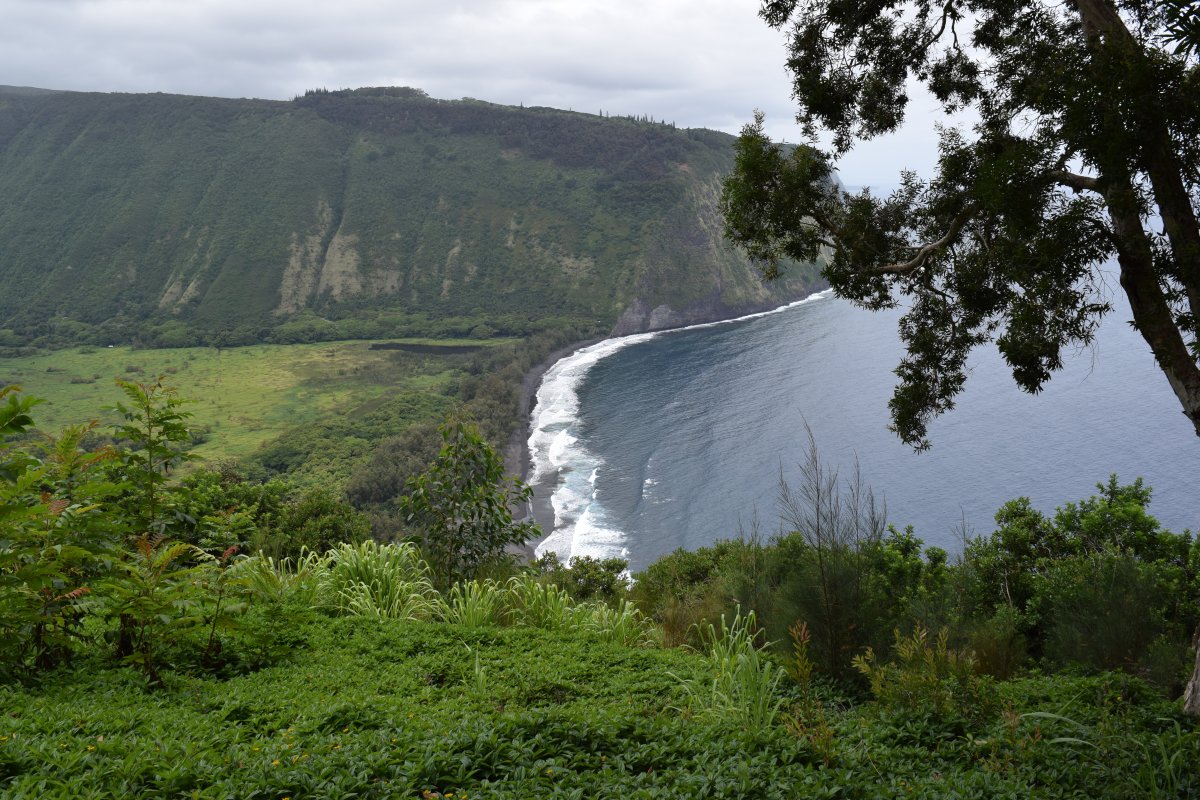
[1050,169,1101,193]
[865,204,977,276]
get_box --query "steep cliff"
[0,86,821,344]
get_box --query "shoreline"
[506,290,830,563]
[505,335,607,561]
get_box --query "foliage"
[173,468,288,553]
[724,0,1200,447]
[226,550,326,608]
[0,389,117,679]
[532,552,630,605]
[1036,549,1184,677]
[959,476,1197,681]
[98,535,213,686]
[314,541,440,621]
[438,578,510,627]
[1022,709,1200,800]
[399,418,540,583]
[107,378,195,536]
[675,609,787,733]
[259,487,371,559]
[853,624,996,728]
[3,381,1200,796]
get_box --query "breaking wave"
[528,291,832,564]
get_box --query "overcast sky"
[2,0,956,187]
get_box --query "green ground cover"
[1,381,1197,799]
[3,613,1195,799]
[0,338,509,462]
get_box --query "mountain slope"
[0,86,821,346]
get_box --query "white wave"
[529,289,831,564]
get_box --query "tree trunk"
[1105,183,1200,437]
[1185,622,1200,717]
[1074,0,1200,437]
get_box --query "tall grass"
[584,599,659,647]
[505,576,585,630]
[234,545,660,643]
[675,609,786,732]
[227,550,324,605]
[1024,712,1200,799]
[438,579,510,627]
[317,541,439,621]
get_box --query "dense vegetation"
[3,381,1198,797]
[0,85,820,350]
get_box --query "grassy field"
[0,338,512,462]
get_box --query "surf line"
[526,289,833,564]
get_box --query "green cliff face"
[0,86,820,344]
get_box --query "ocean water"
[528,290,1198,572]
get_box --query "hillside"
[0,86,821,347]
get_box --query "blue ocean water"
[528,291,1198,572]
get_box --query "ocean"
[527,290,1198,572]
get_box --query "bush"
[852,624,997,729]
[252,488,371,560]
[969,606,1028,679]
[533,552,629,604]
[1036,550,1178,673]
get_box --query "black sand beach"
[504,336,606,560]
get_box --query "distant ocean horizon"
[527,288,1198,572]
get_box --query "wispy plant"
[584,599,658,647]
[1022,712,1200,799]
[463,644,488,695]
[227,550,323,606]
[505,576,584,630]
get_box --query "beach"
[504,336,606,560]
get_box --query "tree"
[399,417,539,583]
[722,0,1200,451]
[108,378,195,536]
[723,0,1200,714]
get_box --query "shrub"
[399,418,539,584]
[316,541,439,621]
[852,624,996,728]
[533,552,629,605]
[1036,550,1177,672]
[969,605,1028,679]
[253,488,370,560]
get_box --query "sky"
[1,0,958,187]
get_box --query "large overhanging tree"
[722,0,1200,451]
[721,0,1200,714]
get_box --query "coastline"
[507,289,830,563]
[505,335,607,561]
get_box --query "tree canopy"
[722,0,1200,449]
